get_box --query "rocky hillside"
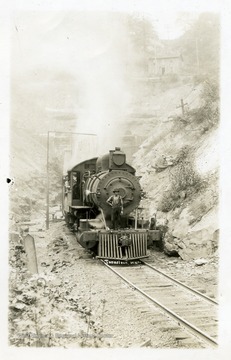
[129,79,219,260]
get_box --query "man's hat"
[113,188,119,193]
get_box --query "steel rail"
[141,260,218,305]
[101,260,218,348]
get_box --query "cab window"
[72,171,81,199]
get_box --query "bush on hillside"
[157,146,203,212]
[187,79,219,131]
[174,79,219,132]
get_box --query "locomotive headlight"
[109,147,126,169]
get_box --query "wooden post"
[23,234,38,274]
[181,99,185,116]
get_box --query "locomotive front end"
[84,147,142,219]
[85,170,142,219]
[63,147,162,262]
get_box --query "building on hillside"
[148,51,183,76]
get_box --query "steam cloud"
[11,12,144,166]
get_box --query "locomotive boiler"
[62,147,161,262]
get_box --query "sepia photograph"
[0,0,230,359]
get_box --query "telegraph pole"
[46,131,50,230]
[177,99,188,116]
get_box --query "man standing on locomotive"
[106,189,123,229]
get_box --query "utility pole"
[177,99,188,116]
[195,38,200,74]
[46,131,50,230]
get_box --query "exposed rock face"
[163,227,219,260]
[163,233,179,256]
[171,208,192,239]
[178,227,218,260]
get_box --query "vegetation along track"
[102,259,218,348]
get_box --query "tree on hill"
[177,13,220,78]
[126,15,159,75]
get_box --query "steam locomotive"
[62,147,161,262]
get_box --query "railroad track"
[102,259,218,348]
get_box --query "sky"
[10,11,197,76]
[147,12,199,39]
